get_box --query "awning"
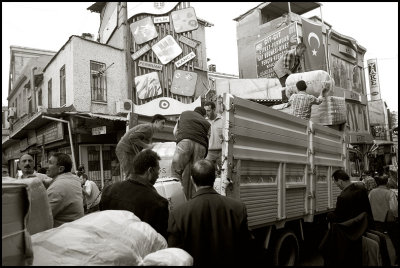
[65,112,127,122]
[373,140,394,146]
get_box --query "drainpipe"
[41,115,77,172]
[31,67,37,113]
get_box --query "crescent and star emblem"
[308,32,320,56]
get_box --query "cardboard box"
[152,142,176,178]
[154,178,186,211]
[312,96,346,125]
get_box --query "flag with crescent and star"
[301,18,327,71]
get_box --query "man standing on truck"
[204,101,223,175]
[288,80,324,120]
[273,43,306,102]
[171,107,210,199]
[116,114,166,179]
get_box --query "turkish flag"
[302,18,327,71]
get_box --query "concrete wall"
[42,41,74,109]
[71,37,126,114]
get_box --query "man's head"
[47,152,72,178]
[194,106,207,117]
[18,154,35,176]
[191,159,216,187]
[132,149,161,185]
[204,101,217,120]
[151,114,167,131]
[332,169,350,190]
[374,174,389,186]
[296,43,306,56]
[296,80,307,92]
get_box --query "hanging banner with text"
[367,59,382,101]
[255,23,298,78]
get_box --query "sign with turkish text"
[179,36,198,48]
[255,23,298,78]
[338,44,356,59]
[367,59,381,101]
[154,16,170,24]
[138,60,163,71]
[175,51,196,68]
[127,2,179,19]
[301,18,326,71]
[131,44,151,61]
[92,126,107,136]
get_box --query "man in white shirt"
[82,176,101,213]
[204,101,223,175]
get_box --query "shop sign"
[255,23,298,78]
[92,126,107,136]
[154,16,170,24]
[338,44,357,59]
[367,59,381,100]
[131,44,151,61]
[179,36,198,48]
[344,90,360,102]
[175,51,196,68]
[36,122,64,145]
[138,60,163,71]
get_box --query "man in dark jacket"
[168,159,252,266]
[171,107,210,199]
[328,169,374,227]
[99,149,168,239]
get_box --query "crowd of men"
[1,43,398,264]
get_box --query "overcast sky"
[2,2,398,112]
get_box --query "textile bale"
[316,96,347,125]
[31,210,167,266]
[139,248,193,266]
[154,178,186,210]
[152,142,176,178]
[285,70,334,98]
[215,78,282,100]
[2,183,33,266]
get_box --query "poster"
[152,35,182,64]
[134,72,162,100]
[255,23,298,78]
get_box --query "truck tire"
[272,230,299,266]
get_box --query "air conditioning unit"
[7,107,16,121]
[115,100,133,114]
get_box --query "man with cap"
[288,80,324,120]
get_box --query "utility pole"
[122,2,132,100]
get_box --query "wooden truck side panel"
[220,94,344,229]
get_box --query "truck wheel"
[273,230,299,266]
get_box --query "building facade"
[234,2,374,174]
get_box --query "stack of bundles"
[285,70,334,99]
[2,177,53,266]
[315,96,347,125]
[215,78,282,100]
[31,210,193,266]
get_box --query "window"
[23,89,27,114]
[60,65,66,106]
[48,79,52,108]
[90,61,107,102]
[15,98,18,117]
[18,93,22,117]
[38,88,42,106]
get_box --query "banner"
[301,18,326,71]
[367,59,382,101]
[255,23,298,78]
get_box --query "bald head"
[191,159,216,187]
[19,154,35,176]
